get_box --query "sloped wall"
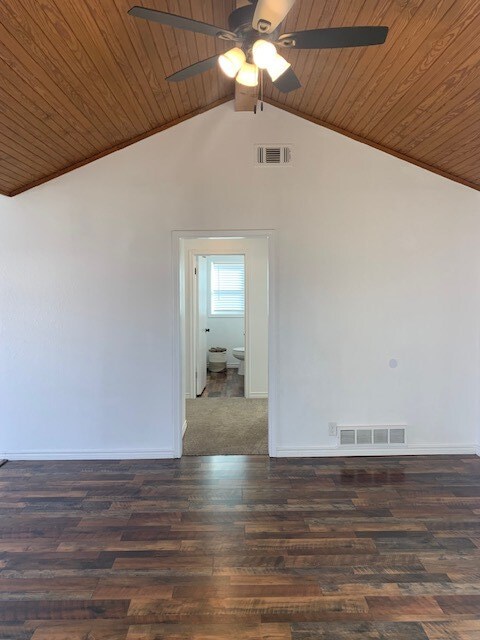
[1,103,479,458]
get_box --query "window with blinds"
[209,259,245,316]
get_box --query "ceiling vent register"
[256,144,292,165]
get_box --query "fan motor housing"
[228,4,255,32]
[228,4,279,45]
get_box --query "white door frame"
[190,251,247,401]
[172,229,277,458]
[193,255,208,397]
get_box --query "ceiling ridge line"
[265,98,479,192]
[6,95,234,198]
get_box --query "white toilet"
[233,347,245,376]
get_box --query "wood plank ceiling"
[0,0,479,196]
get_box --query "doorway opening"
[172,231,276,457]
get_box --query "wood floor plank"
[291,621,429,639]
[125,622,291,639]
[0,455,479,636]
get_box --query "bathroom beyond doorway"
[178,234,271,456]
[197,254,246,398]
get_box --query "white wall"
[182,238,268,400]
[1,102,479,458]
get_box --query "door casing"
[172,230,277,458]
[194,256,208,396]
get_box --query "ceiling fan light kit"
[218,47,246,78]
[220,39,278,87]
[236,62,259,88]
[266,53,291,82]
[128,1,389,111]
[252,39,277,69]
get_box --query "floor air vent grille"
[338,425,407,448]
[256,144,292,165]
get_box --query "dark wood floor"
[200,368,244,398]
[1,455,480,639]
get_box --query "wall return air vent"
[338,425,407,448]
[255,144,292,165]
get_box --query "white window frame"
[207,256,245,318]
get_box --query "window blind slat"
[210,261,245,315]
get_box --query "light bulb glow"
[252,39,277,69]
[236,62,259,87]
[266,53,290,82]
[218,47,246,78]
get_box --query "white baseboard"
[4,444,475,461]
[182,420,188,437]
[275,444,478,457]
[247,392,268,399]
[2,449,175,461]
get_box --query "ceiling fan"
[128,1,388,108]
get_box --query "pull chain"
[261,69,264,111]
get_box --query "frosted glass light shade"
[236,62,259,87]
[218,47,246,78]
[252,39,277,69]
[266,53,290,81]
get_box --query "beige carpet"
[184,398,268,455]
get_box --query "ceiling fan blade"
[272,66,301,93]
[166,56,220,82]
[128,6,237,40]
[278,26,388,49]
[252,0,296,34]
